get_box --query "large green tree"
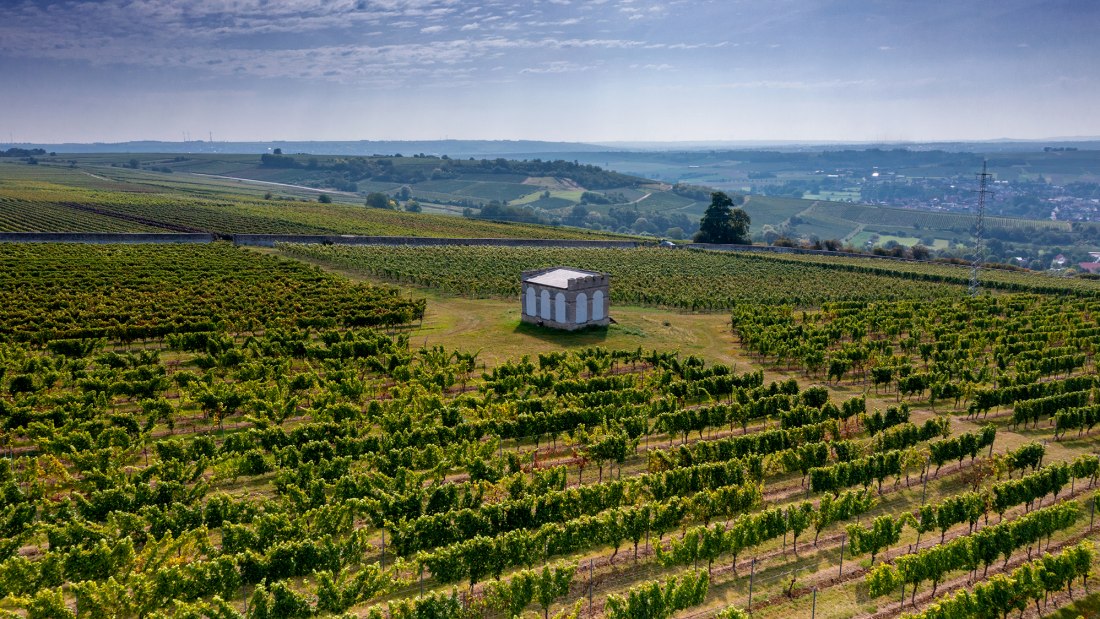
[694,192,750,244]
[365,192,393,209]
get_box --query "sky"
[2,0,1099,144]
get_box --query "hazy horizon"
[3,0,1098,144]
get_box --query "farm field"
[274,244,1100,309]
[0,239,1097,619]
[8,153,640,217]
[731,196,1097,252]
[847,233,953,251]
[739,196,810,230]
[758,251,1100,295]
[0,162,624,240]
[273,245,971,309]
[0,243,425,342]
[8,153,1100,259]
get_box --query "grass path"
[264,246,761,369]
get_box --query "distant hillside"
[11,151,1100,264]
[0,159,632,240]
[5,140,608,157]
[12,138,1100,156]
[44,152,705,240]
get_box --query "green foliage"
[486,563,576,618]
[867,501,1081,597]
[658,491,874,570]
[280,244,973,310]
[846,513,907,564]
[991,457,1097,516]
[315,565,390,614]
[365,192,394,209]
[694,192,750,244]
[27,588,74,619]
[604,571,709,619]
[900,540,1095,619]
[0,244,424,343]
[2,206,1099,619]
[246,581,312,619]
[809,449,904,494]
[928,425,996,471]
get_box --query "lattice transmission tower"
[969,161,993,296]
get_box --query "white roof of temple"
[523,268,601,289]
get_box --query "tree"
[317,194,332,204]
[365,192,393,209]
[694,192,750,244]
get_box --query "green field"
[632,191,698,212]
[827,202,1075,232]
[734,196,1092,247]
[16,152,1100,256]
[276,244,981,308]
[452,181,537,202]
[848,231,953,250]
[512,190,586,206]
[0,243,425,341]
[0,162,627,239]
[740,195,812,229]
[0,239,1097,619]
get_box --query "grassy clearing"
[261,246,748,368]
[848,232,953,250]
[511,189,586,205]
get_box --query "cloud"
[519,60,596,74]
[653,42,729,50]
[713,79,877,90]
[0,0,464,39]
[528,17,582,27]
[0,29,672,86]
[0,0,753,89]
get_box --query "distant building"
[1077,252,1100,274]
[520,267,610,330]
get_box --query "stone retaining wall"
[235,234,644,249]
[0,233,215,244]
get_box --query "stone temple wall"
[520,268,610,331]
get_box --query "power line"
[969,160,992,296]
